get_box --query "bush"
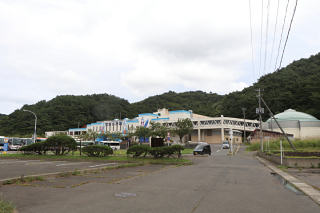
[169,145,184,158]
[127,145,150,157]
[19,141,49,155]
[148,145,184,158]
[19,135,77,155]
[82,145,113,157]
[126,145,184,158]
[149,147,167,158]
[46,135,77,155]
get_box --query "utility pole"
[256,89,264,152]
[23,109,37,143]
[241,108,246,143]
[260,97,296,150]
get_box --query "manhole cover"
[115,192,137,198]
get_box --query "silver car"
[222,141,230,149]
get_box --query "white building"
[264,109,320,139]
[67,108,260,144]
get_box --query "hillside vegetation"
[0,53,319,136]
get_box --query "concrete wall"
[258,152,320,168]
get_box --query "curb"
[0,162,143,186]
[256,156,320,206]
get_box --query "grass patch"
[277,165,289,170]
[0,153,192,165]
[247,139,320,152]
[0,199,14,213]
[2,176,45,185]
[181,148,193,155]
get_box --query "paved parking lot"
[0,159,118,180]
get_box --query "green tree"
[150,122,168,138]
[82,129,99,142]
[172,118,193,143]
[134,126,152,143]
[46,135,77,155]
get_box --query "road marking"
[0,160,41,165]
[25,161,66,165]
[89,163,117,168]
[216,150,220,152]
[56,162,90,167]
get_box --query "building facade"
[66,108,260,144]
[264,109,320,139]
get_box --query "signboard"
[3,138,8,154]
[256,108,264,114]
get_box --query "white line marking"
[56,162,89,167]
[0,160,41,165]
[89,163,117,168]
[25,161,66,165]
[216,150,220,152]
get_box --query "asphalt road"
[1,147,319,212]
[0,159,119,179]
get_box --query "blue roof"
[169,110,191,114]
[87,122,104,126]
[151,118,170,121]
[138,113,158,117]
[69,128,86,131]
[127,119,139,123]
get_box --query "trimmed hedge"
[19,141,49,155]
[19,135,77,155]
[127,144,184,158]
[82,145,113,157]
[127,145,150,157]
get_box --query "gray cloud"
[0,0,320,114]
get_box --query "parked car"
[193,143,211,155]
[222,141,230,149]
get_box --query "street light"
[23,109,37,143]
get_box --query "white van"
[100,141,120,150]
[0,136,4,151]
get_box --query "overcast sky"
[1,0,319,114]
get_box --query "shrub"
[148,145,184,158]
[127,145,150,157]
[169,145,184,158]
[19,141,49,155]
[46,135,77,155]
[82,145,113,157]
[149,147,167,158]
[19,135,77,155]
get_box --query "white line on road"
[56,162,90,167]
[0,160,41,165]
[25,161,66,165]
[89,163,117,168]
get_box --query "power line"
[263,0,271,75]
[268,0,280,72]
[277,0,299,70]
[248,0,255,80]
[274,0,290,72]
[259,0,264,77]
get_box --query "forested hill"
[219,52,320,120]
[0,52,319,136]
[0,94,132,136]
[130,91,223,117]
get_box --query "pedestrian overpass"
[163,116,260,143]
